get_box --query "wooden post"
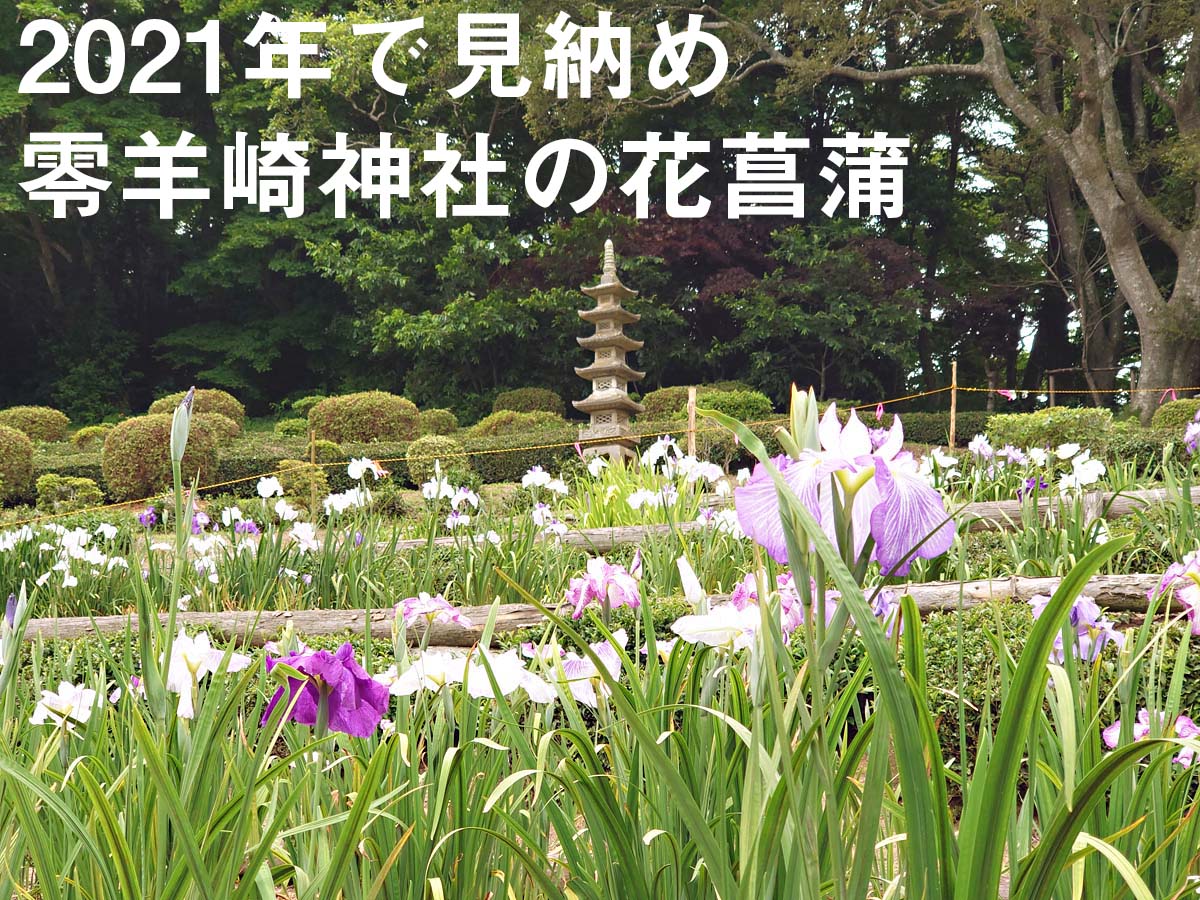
[948,360,958,448]
[686,387,697,457]
[309,430,318,515]
[1048,373,1056,407]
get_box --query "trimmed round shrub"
[493,387,565,417]
[101,414,220,502]
[308,391,419,443]
[0,406,70,442]
[275,417,309,437]
[196,412,241,443]
[0,425,35,503]
[36,474,104,513]
[290,394,327,418]
[406,435,469,486]
[418,408,460,436]
[640,386,692,420]
[307,439,345,465]
[640,382,756,420]
[1151,398,1200,430]
[277,459,329,509]
[467,410,566,438]
[149,389,245,426]
[72,423,114,449]
[699,389,774,423]
[71,424,113,448]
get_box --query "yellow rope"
[957,386,1200,395]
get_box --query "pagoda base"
[579,425,639,463]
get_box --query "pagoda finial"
[601,239,617,285]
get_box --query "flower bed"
[0,392,1199,897]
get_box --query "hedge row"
[17,404,1194,507]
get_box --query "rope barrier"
[956,386,1200,395]
[4,380,1196,531]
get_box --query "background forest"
[3,0,1195,424]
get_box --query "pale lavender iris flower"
[734,405,954,575]
[564,557,641,619]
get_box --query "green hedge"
[696,389,774,423]
[196,412,242,443]
[208,434,309,493]
[891,410,992,447]
[987,407,1114,454]
[1107,421,1177,471]
[35,474,104,513]
[33,449,104,498]
[290,394,327,418]
[72,424,114,449]
[463,427,579,483]
[274,417,309,437]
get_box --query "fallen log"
[20,573,1174,646]
[900,573,1162,614]
[21,603,547,648]
[958,486,1200,533]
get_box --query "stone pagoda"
[573,240,645,461]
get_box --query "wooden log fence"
[16,487,1195,646]
[19,573,1173,646]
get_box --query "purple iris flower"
[234,520,260,536]
[1017,477,1049,500]
[734,405,955,576]
[354,530,364,547]
[138,507,157,528]
[262,642,390,738]
[4,594,15,628]
[1185,414,1200,455]
[191,511,210,535]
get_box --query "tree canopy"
[5,0,1187,422]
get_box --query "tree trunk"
[1135,327,1200,417]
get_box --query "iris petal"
[869,460,955,575]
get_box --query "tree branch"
[828,62,988,81]
[1095,39,1185,251]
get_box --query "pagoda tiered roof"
[573,360,646,381]
[576,332,644,352]
[578,306,640,325]
[572,390,645,416]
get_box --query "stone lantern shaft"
[573,240,645,461]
